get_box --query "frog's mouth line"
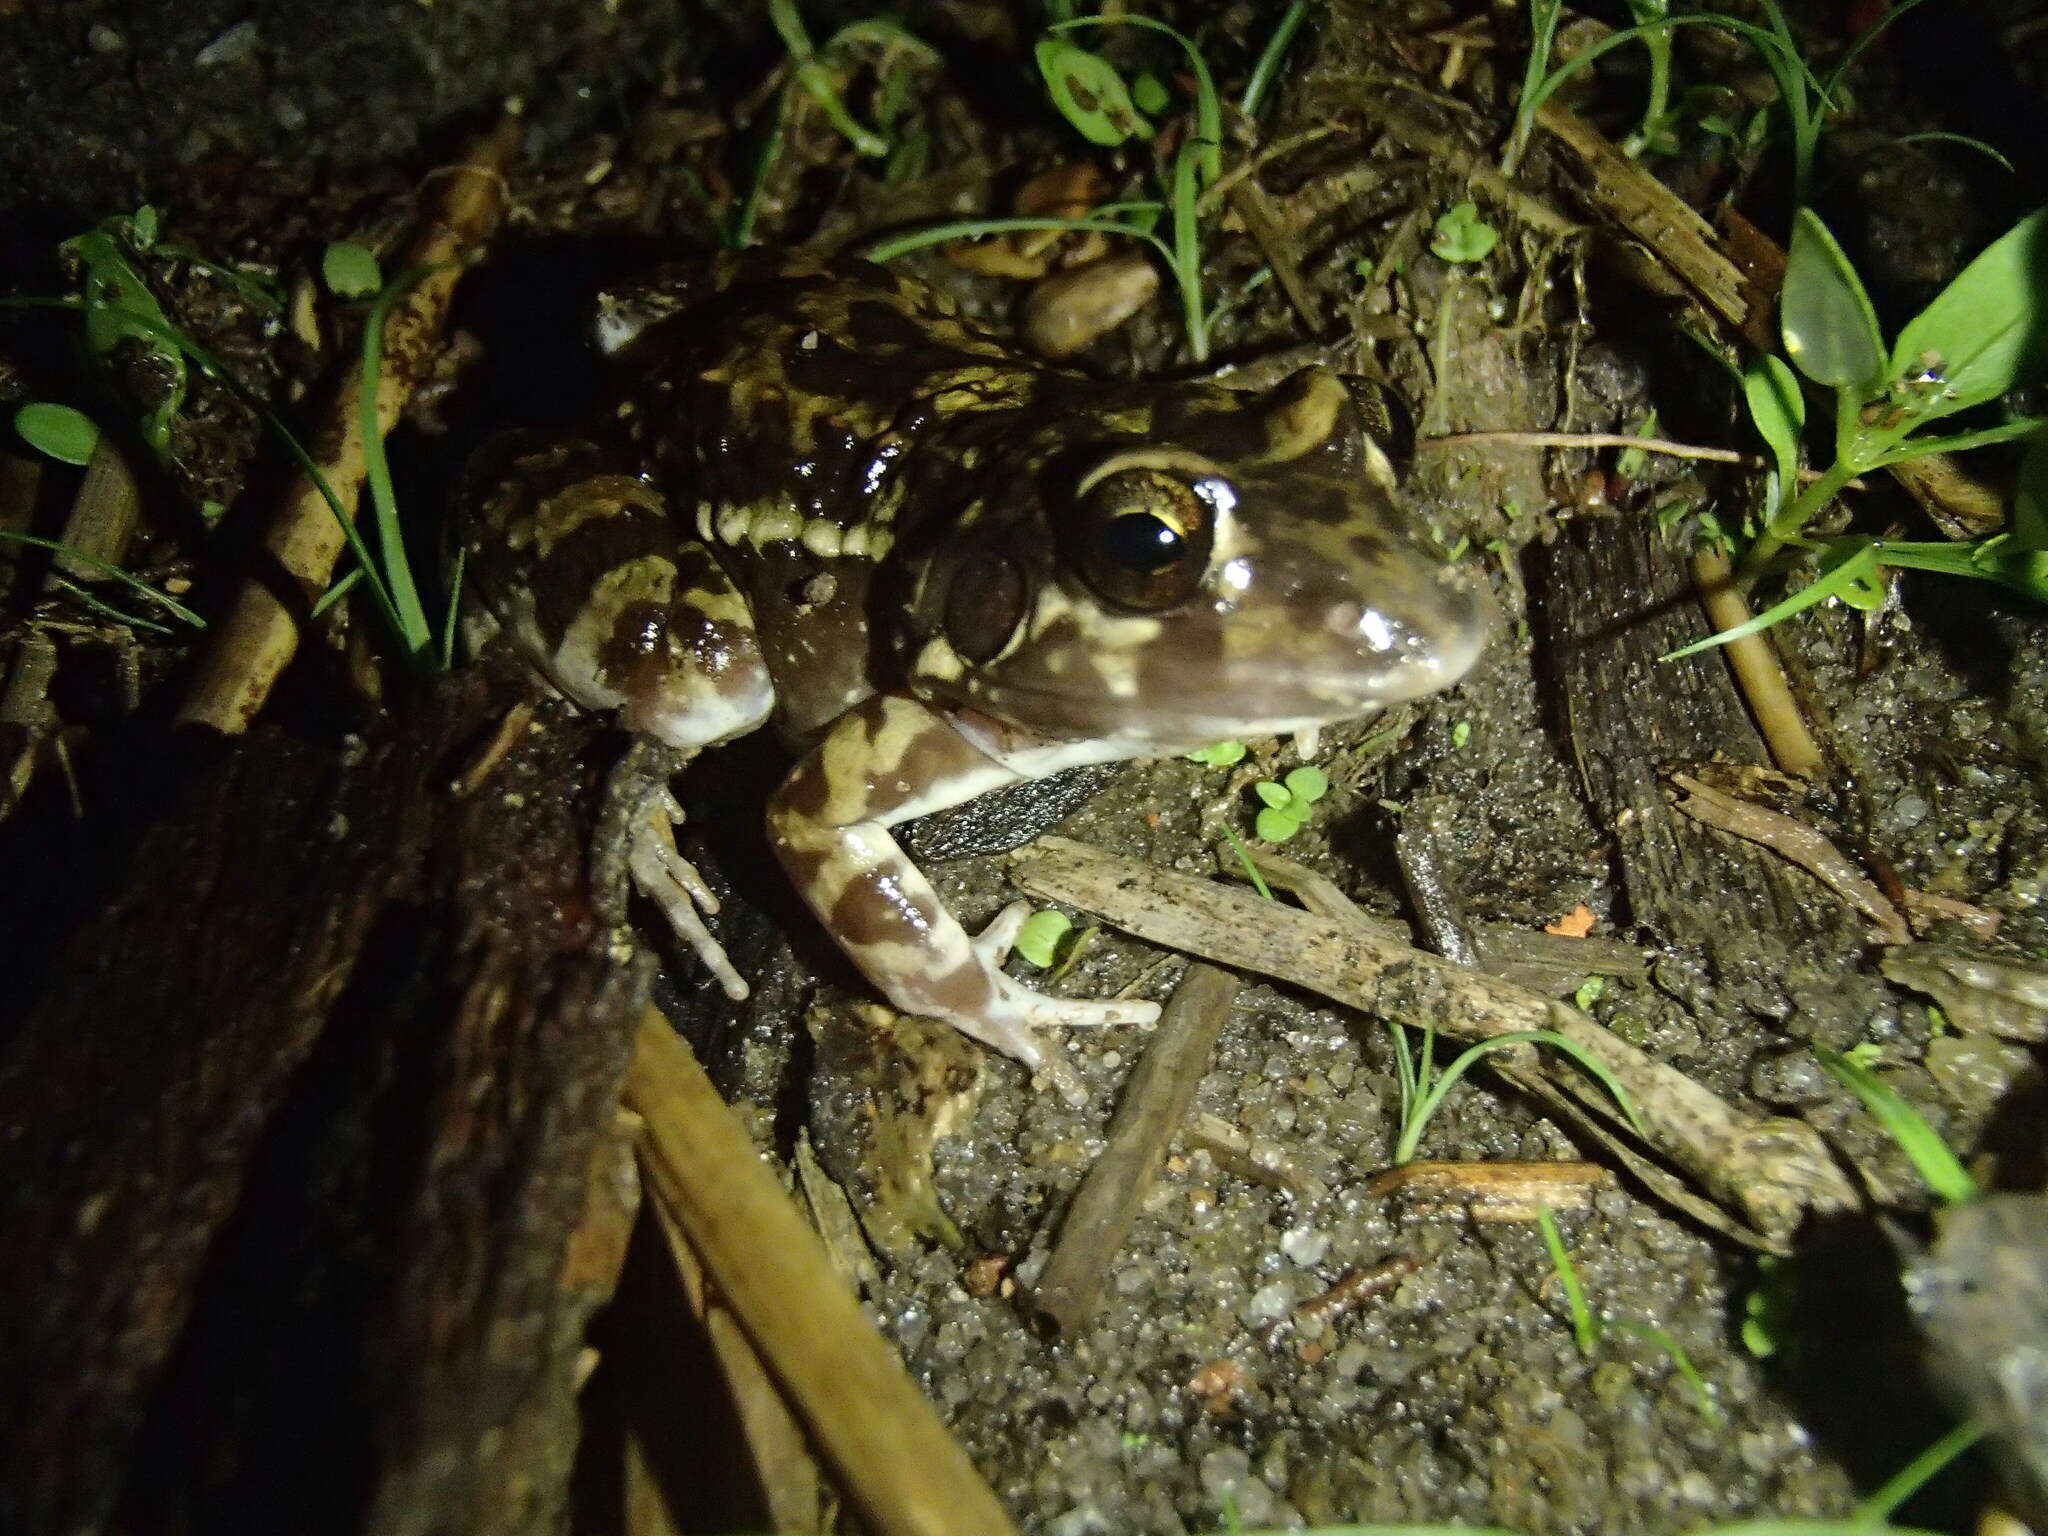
[942,675,1400,745]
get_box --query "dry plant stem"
[176,112,519,735]
[1365,1159,1610,1220]
[1031,962,1241,1338]
[644,1188,830,1536]
[2,438,143,818]
[1691,548,1825,778]
[1012,836,1856,1242]
[1669,771,1909,943]
[623,1010,1020,1536]
[1422,429,1751,467]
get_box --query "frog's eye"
[1072,454,1225,612]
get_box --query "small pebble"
[1279,1225,1329,1267]
[1241,1281,1292,1326]
[195,20,260,67]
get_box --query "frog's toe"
[628,814,751,1001]
[969,899,1037,966]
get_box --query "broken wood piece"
[1668,770,1908,943]
[623,1010,1021,1536]
[1291,1255,1421,1329]
[645,1190,832,1536]
[1011,835,1856,1243]
[176,111,520,735]
[1365,1159,1612,1221]
[1031,962,1241,1338]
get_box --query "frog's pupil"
[1104,512,1183,571]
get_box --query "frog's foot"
[627,786,751,1002]
[973,900,1161,1029]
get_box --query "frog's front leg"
[767,694,1161,1088]
[461,436,774,995]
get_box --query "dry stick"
[1030,962,1241,1338]
[643,1191,831,1536]
[623,1010,1021,1536]
[176,112,520,735]
[1012,837,1856,1244]
[1691,547,1825,778]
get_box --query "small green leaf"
[1034,37,1152,147]
[1890,204,2048,421]
[129,204,159,249]
[1253,780,1292,810]
[1132,70,1171,115]
[1429,200,1498,263]
[1185,740,1247,766]
[1255,804,1305,842]
[1782,208,1885,393]
[1014,908,1074,968]
[1573,975,1607,1010]
[322,241,383,300]
[14,402,101,465]
[1450,720,1472,750]
[1743,352,1806,495]
[1282,765,1329,802]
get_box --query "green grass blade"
[1814,1047,1977,1204]
[357,266,436,656]
[1857,1418,1983,1523]
[0,530,206,628]
[1661,541,1880,660]
[1537,1207,1599,1354]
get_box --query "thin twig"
[1012,836,1856,1243]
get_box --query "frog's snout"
[1337,562,1493,704]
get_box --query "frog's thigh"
[767,695,1158,1083]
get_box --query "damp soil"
[4,0,2047,1532]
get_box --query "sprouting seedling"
[1185,740,1246,766]
[1429,201,1498,264]
[1035,35,1155,147]
[870,7,1252,363]
[766,0,937,162]
[1251,764,1328,842]
[58,208,187,459]
[1667,203,2048,658]
[1814,1045,1978,1206]
[1614,1321,1721,1423]
[1383,1019,1644,1165]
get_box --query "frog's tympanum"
[461,254,1488,1091]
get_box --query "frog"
[458,251,1489,1094]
